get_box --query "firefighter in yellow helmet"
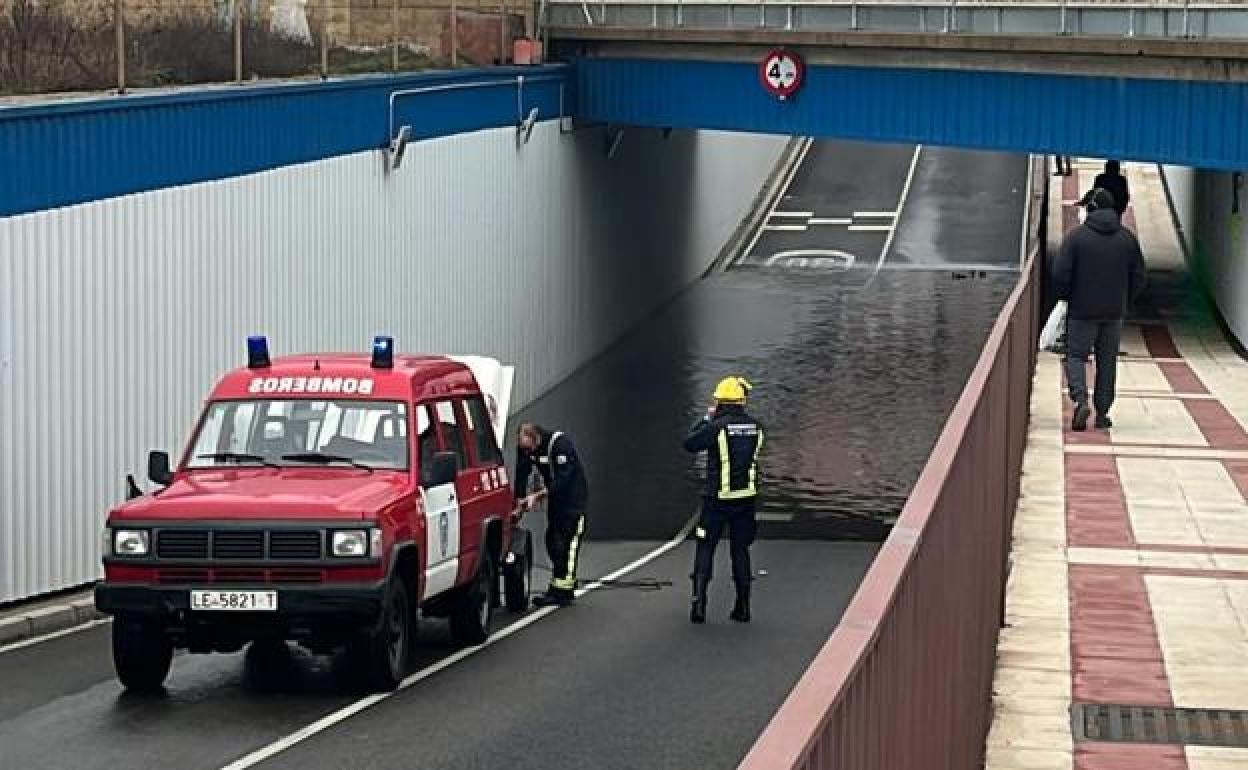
[682,376,764,624]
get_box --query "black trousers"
[1065,319,1123,416]
[546,511,585,596]
[692,498,756,589]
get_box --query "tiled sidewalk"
[985,161,1248,770]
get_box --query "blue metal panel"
[0,66,571,218]
[574,58,1248,171]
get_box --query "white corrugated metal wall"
[1160,165,1248,347]
[0,124,786,603]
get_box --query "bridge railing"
[735,158,1047,770]
[545,0,1248,41]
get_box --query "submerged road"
[0,140,1028,770]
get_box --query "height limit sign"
[759,49,804,101]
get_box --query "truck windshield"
[187,400,410,470]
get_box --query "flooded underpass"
[516,140,1028,544]
[0,140,1035,770]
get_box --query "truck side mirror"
[424,451,459,488]
[125,474,143,500]
[148,451,173,486]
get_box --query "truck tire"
[112,619,173,693]
[503,531,532,613]
[359,576,413,692]
[449,552,495,646]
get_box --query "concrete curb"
[0,588,105,648]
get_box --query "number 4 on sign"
[760,49,804,101]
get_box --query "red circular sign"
[759,49,804,100]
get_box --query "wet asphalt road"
[0,140,1027,770]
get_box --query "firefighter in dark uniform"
[683,376,764,624]
[514,422,589,608]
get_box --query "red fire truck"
[95,336,532,692]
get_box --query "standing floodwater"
[516,266,1017,541]
[516,141,1027,543]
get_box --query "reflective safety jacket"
[683,405,764,501]
[514,428,589,515]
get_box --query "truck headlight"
[113,529,150,557]
[331,530,369,557]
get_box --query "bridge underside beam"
[570,55,1248,170]
[554,29,1248,81]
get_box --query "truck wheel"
[503,531,532,613]
[112,620,173,693]
[360,577,412,692]
[450,552,495,647]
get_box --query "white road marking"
[0,618,112,654]
[864,144,923,289]
[808,217,852,226]
[847,224,894,232]
[770,211,813,218]
[852,211,898,219]
[219,514,699,770]
[763,224,808,232]
[755,513,795,522]
[740,138,814,264]
[764,249,857,269]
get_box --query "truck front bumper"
[95,582,385,622]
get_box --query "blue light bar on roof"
[247,336,271,369]
[371,335,394,369]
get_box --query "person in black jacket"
[1080,160,1131,217]
[683,376,764,624]
[1053,188,1147,432]
[515,423,589,607]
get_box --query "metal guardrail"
[735,158,1047,770]
[546,0,1248,41]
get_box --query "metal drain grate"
[1073,703,1248,747]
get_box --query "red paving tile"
[1157,361,1209,394]
[1065,455,1134,548]
[1141,326,1182,359]
[1075,742,1188,770]
[1185,400,1248,449]
[1069,565,1173,706]
[1063,174,1080,231]
[1226,459,1248,500]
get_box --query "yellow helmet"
[713,376,752,403]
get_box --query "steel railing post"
[114,0,125,94]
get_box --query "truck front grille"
[152,527,324,561]
[269,531,323,560]
[156,529,210,559]
[211,530,264,560]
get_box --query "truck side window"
[416,405,438,487]
[463,396,503,467]
[434,401,468,472]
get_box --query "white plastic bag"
[1039,300,1067,352]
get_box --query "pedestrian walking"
[1053,188,1147,431]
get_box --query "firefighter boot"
[690,575,709,624]
[730,584,751,623]
[532,588,574,608]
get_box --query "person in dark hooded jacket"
[1080,160,1130,217]
[1053,188,1147,432]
